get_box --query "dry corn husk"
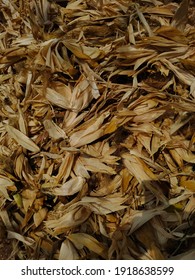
[0,176,15,200]
[5,125,40,153]
[59,239,79,260]
[43,120,67,140]
[42,177,86,196]
[1,0,195,260]
[67,233,107,259]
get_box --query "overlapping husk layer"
[0,0,195,259]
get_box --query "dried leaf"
[21,189,37,212]
[69,113,109,147]
[180,180,195,192]
[45,205,91,233]
[59,239,79,260]
[120,208,165,234]
[90,175,122,196]
[79,156,116,175]
[155,25,188,44]
[44,177,86,196]
[67,233,107,258]
[80,195,127,215]
[7,230,34,246]
[46,87,71,110]
[5,124,40,153]
[171,0,189,31]
[123,153,168,204]
[135,5,153,37]
[33,208,48,228]
[43,119,67,140]
[0,176,14,200]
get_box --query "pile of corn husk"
[0,0,195,260]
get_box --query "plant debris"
[0,0,195,259]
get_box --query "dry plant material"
[0,0,195,260]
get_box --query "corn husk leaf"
[45,205,91,233]
[33,208,48,228]
[123,153,168,204]
[59,239,79,260]
[45,87,71,110]
[7,231,34,246]
[0,176,14,200]
[120,208,165,234]
[67,233,107,258]
[180,180,195,192]
[43,120,67,140]
[80,195,127,215]
[44,177,86,196]
[79,156,116,175]
[69,113,109,147]
[5,124,40,153]
[171,0,189,31]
